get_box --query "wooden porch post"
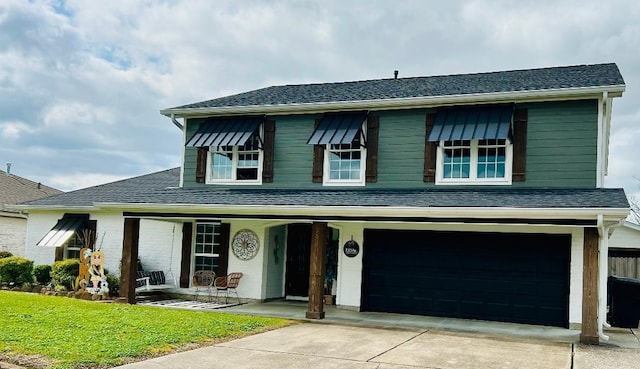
[581,227,599,344]
[306,222,327,319]
[120,218,140,304]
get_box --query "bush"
[0,251,13,259]
[105,273,120,297]
[33,264,53,285]
[0,256,34,285]
[51,259,79,291]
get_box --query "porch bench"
[135,270,177,293]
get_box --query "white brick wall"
[0,216,27,257]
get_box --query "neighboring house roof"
[16,168,628,211]
[161,63,625,116]
[0,170,63,214]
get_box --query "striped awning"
[427,105,514,142]
[37,214,89,247]
[186,116,263,147]
[307,112,367,145]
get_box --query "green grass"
[0,291,292,368]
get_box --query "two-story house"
[17,63,628,344]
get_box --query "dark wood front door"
[285,223,311,297]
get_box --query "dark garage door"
[361,230,570,327]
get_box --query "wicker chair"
[192,270,216,302]
[214,272,243,304]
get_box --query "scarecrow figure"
[87,250,108,297]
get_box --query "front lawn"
[0,291,292,368]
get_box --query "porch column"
[120,218,140,304]
[306,222,327,319]
[581,227,599,344]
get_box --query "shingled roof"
[164,63,624,112]
[18,168,629,210]
[0,170,62,213]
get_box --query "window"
[437,139,512,185]
[194,223,222,272]
[64,233,83,259]
[323,128,366,186]
[208,132,262,184]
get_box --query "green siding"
[182,118,207,188]
[181,99,599,189]
[516,100,597,188]
[366,110,431,188]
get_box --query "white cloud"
[0,0,639,194]
[0,120,35,139]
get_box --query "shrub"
[33,264,53,285]
[0,251,13,259]
[51,259,80,291]
[105,273,120,297]
[0,256,34,285]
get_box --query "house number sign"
[343,240,360,258]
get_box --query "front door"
[285,223,311,297]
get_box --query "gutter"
[160,85,626,118]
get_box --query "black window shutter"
[365,116,379,183]
[262,119,275,183]
[195,147,208,183]
[179,222,193,288]
[423,113,437,182]
[312,119,324,183]
[218,223,230,277]
[512,108,528,182]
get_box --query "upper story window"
[186,116,265,185]
[308,112,368,186]
[427,105,515,186]
[209,133,262,183]
[437,139,512,184]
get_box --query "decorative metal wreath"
[231,229,260,261]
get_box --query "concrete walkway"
[114,300,640,369]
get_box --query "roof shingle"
[166,63,624,111]
[19,168,629,210]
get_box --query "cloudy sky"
[1,0,639,196]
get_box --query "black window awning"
[186,116,263,148]
[307,112,367,145]
[36,214,89,248]
[427,105,514,142]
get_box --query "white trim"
[161,85,626,118]
[435,139,513,186]
[596,92,607,188]
[322,138,367,187]
[205,125,264,185]
[604,97,613,176]
[88,202,630,221]
[179,116,186,188]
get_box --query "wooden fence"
[608,250,640,279]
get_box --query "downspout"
[170,113,184,129]
[597,214,624,341]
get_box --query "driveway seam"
[213,345,380,364]
[365,329,430,363]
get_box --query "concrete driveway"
[115,323,577,369]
